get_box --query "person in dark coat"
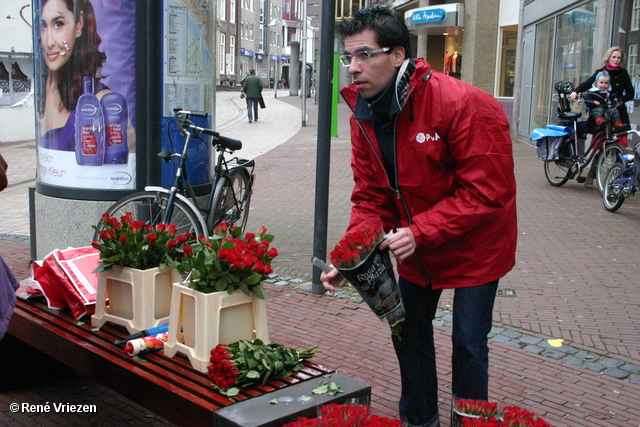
[242,69,263,123]
[571,46,635,126]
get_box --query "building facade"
[514,0,640,143]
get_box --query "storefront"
[515,0,639,143]
[394,1,517,124]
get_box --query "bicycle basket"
[536,136,564,161]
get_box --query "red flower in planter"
[92,212,190,272]
[168,225,279,299]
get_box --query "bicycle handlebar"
[173,108,208,118]
[173,108,242,151]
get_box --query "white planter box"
[91,266,180,334]
[164,283,269,373]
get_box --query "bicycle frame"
[161,109,252,232]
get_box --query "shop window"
[220,34,226,74]
[628,44,638,78]
[336,0,366,19]
[498,27,517,97]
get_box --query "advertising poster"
[161,0,214,188]
[34,0,137,190]
[0,52,33,109]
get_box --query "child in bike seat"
[584,71,630,133]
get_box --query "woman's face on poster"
[40,0,83,72]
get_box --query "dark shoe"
[254,117,258,122]
[613,124,630,133]
[249,119,252,123]
[595,121,607,133]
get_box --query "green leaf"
[327,382,343,396]
[312,383,329,395]
[269,398,278,404]
[246,272,262,285]
[253,286,269,300]
[225,387,240,397]
[246,370,260,379]
[300,396,312,402]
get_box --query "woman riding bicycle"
[569,47,634,188]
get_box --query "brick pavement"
[1,89,640,425]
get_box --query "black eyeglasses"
[339,48,391,67]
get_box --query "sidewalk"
[1,88,640,426]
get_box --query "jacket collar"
[353,58,417,121]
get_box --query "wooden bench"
[8,298,370,426]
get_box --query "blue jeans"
[392,278,499,426]
[247,98,259,121]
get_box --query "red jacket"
[340,58,517,289]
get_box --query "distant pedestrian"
[242,69,263,123]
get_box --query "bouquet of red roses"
[329,228,405,328]
[453,398,550,427]
[207,339,316,396]
[282,403,402,427]
[329,228,385,269]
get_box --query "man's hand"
[320,268,347,296]
[379,227,417,261]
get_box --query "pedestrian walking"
[320,6,517,426]
[242,69,263,123]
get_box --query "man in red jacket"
[320,6,517,427]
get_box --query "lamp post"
[268,16,281,99]
[301,0,308,126]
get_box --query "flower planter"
[91,266,181,335]
[164,283,270,373]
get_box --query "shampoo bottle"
[101,92,129,164]
[75,76,104,166]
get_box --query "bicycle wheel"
[596,142,626,194]
[95,192,204,240]
[210,168,252,231]
[602,163,626,212]
[544,138,575,186]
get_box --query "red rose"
[183,245,193,257]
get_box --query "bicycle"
[602,131,640,212]
[531,81,627,193]
[96,109,254,239]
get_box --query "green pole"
[331,52,340,137]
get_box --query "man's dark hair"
[336,5,414,59]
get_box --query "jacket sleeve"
[574,70,598,94]
[408,88,517,249]
[618,69,634,103]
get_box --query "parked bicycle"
[531,81,627,193]
[95,109,254,239]
[602,130,640,212]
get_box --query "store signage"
[256,54,263,61]
[411,8,446,24]
[571,10,595,27]
[405,3,464,34]
[240,48,254,57]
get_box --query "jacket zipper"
[353,110,432,286]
